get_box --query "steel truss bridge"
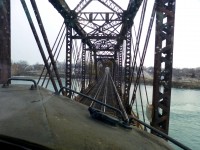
[0,0,175,139]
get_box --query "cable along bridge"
[1,0,192,149]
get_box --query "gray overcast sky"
[11,0,200,68]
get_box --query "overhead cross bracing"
[0,0,175,139]
[49,0,143,102]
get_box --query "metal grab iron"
[2,78,37,90]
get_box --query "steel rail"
[109,73,129,122]
[56,86,125,121]
[78,81,97,102]
[90,74,107,107]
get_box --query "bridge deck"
[0,84,173,149]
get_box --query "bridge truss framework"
[0,0,175,136]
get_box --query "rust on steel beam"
[151,0,176,135]
[49,0,94,50]
[0,0,11,84]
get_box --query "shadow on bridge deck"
[0,84,173,150]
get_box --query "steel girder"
[65,26,72,97]
[49,0,143,111]
[98,0,123,13]
[89,51,93,85]
[74,0,93,13]
[81,43,86,91]
[94,52,98,80]
[115,0,143,50]
[124,29,132,114]
[151,0,176,135]
[113,48,118,86]
[49,0,142,53]
[77,12,123,22]
[117,45,123,94]
[0,0,11,84]
[49,0,94,49]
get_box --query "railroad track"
[80,68,122,118]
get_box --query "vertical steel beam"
[117,45,122,94]
[113,51,117,80]
[114,52,118,87]
[65,26,72,97]
[151,0,176,135]
[81,43,86,91]
[89,51,93,85]
[124,29,132,114]
[94,51,98,80]
[0,0,11,84]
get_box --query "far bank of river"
[144,77,200,90]
[12,75,200,90]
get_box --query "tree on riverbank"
[12,60,29,76]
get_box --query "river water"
[12,79,199,150]
[169,88,200,150]
[130,85,200,150]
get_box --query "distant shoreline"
[172,80,200,89]
[144,78,200,90]
[12,75,200,90]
